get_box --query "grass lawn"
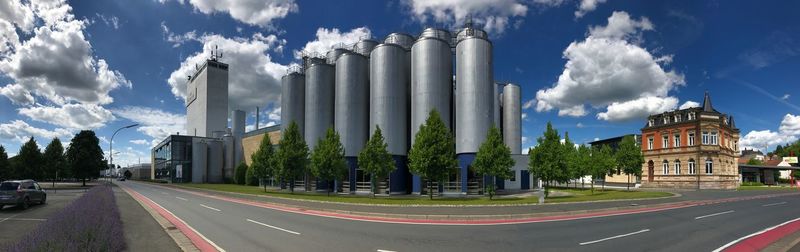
[174,183,672,206]
[737,185,800,191]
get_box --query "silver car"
[0,180,47,210]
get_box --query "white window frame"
[663,117,669,124]
[663,161,669,175]
[674,134,681,148]
[702,131,709,145]
[674,115,681,123]
[648,119,654,127]
[688,132,695,146]
[662,135,669,148]
[674,161,681,175]
[648,137,654,150]
[705,159,713,174]
[688,112,696,120]
[688,160,696,174]
[711,131,718,145]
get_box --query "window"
[705,159,713,174]
[663,117,669,124]
[688,132,695,146]
[711,132,718,145]
[702,131,709,145]
[663,135,669,148]
[688,112,696,120]
[648,119,654,127]
[648,137,654,150]
[663,160,669,175]
[674,134,681,147]
[674,160,681,175]
[688,159,696,174]
[734,141,738,151]
[674,115,681,123]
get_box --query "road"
[120,181,800,252]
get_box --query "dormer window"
[648,119,654,127]
[688,112,696,120]
[674,115,681,123]
[663,117,669,124]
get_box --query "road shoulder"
[113,185,186,252]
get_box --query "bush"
[245,165,259,186]
[5,185,125,252]
[741,181,764,186]
[235,162,248,185]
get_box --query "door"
[521,170,530,190]
[647,161,655,182]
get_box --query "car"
[117,177,126,181]
[0,180,47,210]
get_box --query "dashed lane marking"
[695,210,735,220]
[579,229,650,245]
[246,219,301,235]
[200,204,221,212]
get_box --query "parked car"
[117,177,126,181]
[0,180,47,210]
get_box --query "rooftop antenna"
[210,45,223,61]
[465,14,474,28]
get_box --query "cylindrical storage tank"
[370,43,410,155]
[455,27,493,154]
[191,141,207,183]
[207,140,224,183]
[281,72,305,133]
[384,33,415,50]
[353,40,379,57]
[326,48,348,65]
[493,82,501,129]
[305,56,325,69]
[411,28,453,144]
[232,110,245,136]
[502,83,521,154]
[304,61,335,150]
[223,134,234,180]
[335,52,370,156]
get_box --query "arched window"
[663,160,669,175]
[674,160,681,175]
[688,159,696,174]
[705,158,713,174]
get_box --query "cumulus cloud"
[0,0,131,106]
[575,0,607,18]
[679,100,700,110]
[18,103,115,129]
[781,94,790,101]
[165,0,298,29]
[740,114,800,152]
[161,22,198,48]
[535,11,684,121]
[113,106,186,147]
[0,83,33,105]
[779,114,800,136]
[167,33,288,112]
[0,120,73,144]
[293,27,371,59]
[522,99,534,110]
[402,0,528,34]
[130,139,149,145]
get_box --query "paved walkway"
[113,185,181,252]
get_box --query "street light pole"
[110,124,139,183]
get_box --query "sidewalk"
[113,185,181,252]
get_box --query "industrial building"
[590,134,642,185]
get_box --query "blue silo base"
[389,155,409,194]
[457,153,476,194]
[346,157,358,192]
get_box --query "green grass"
[173,183,672,205]
[737,185,800,191]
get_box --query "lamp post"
[110,124,139,182]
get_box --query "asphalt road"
[0,189,86,247]
[121,181,800,252]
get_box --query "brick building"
[640,92,741,189]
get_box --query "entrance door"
[521,170,530,190]
[647,161,654,182]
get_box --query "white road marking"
[175,196,188,201]
[246,219,301,235]
[579,229,650,245]
[1,218,47,221]
[0,214,20,223]
[762,202,787,207]
[695,210,735,220]
[712,216,800,252]
[377,250,397,252]
[200,204,221,212]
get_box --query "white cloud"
[402,0,528,34]
[535,11,684,122]
[575,0,607,18]
[781,94,790,101]
[597,96,678,122]
[679,100,700,110]
[95,13,119,29]
[130,139,148,145]
[522,99,534,109]
[0,83,34,105]
[532,0,568,7]
[779,114,800,136]
[167,0,298,29]
[0,120,72,144]
[0,0,35,33]
[576,122,584,128]
[740,130,795,152]
[293,27,371,59]
[167,33,288,111]
[160,22,198,48]
[113,106,186,147]
[18,103,115,129]
[0,0,131,106]
[521,113,528,121]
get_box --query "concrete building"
[640,92,741,189]
[122,163,152,180]
[186,59,229,137]
[590,134,642,185]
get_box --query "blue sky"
[1,0,799,165]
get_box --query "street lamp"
[110,124,138,181]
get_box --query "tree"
[616,135,644,190]
[43,138,67,183]
[472,126,514,199]
[66,131,106,186]
[0,146,9,181]
[123,170,132,179]
[562,132,578,188]
[311,127,348,196]
[245,164,259,186]
[529,122,566,197]
[250,134,276,192]
[275,121,309,193]
[574,145,592,188]
[408,110,457,200]
[15,137,43,180]
[235,162,248,185]
[589,145,616,193]
[358,126,396,197]
[746,159,764,165]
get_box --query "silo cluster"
[280,24,522,195]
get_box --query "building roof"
[589,134,641,146]
[243,124,281,138]
[702,91,716,113]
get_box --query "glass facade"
[153,135,194,183]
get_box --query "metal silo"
[335,51,370,157]
[281,72,305,134]
[384,33,415,49]
[326,48,348,65]
[353,39,379,57]
[371,36,412,194]
[304,58,335,150]
[493,82,501,129]
[502,83,521,154]
[455,26,493,155]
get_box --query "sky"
[1,0,799,166]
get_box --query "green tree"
[235,162,248,185]
[746,159,764,165]
[0,145,9,181]
[66,131,106,186]
[15,137,43,180]
[574,144,592,188]
[472,126,514,199]
[43,138,67,183]
[529,122,566,197]
[275,121,309,193]
[408,110,457,200]
[358,126,396,197]
[250,134,275,191]
[562,132,578,188]
[311,127,347,196]
[245,164,259,186]
[123,170,132,179]
[616,135,644,190]
[590,145,616,193]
